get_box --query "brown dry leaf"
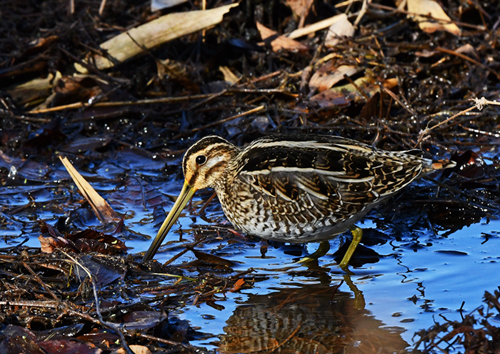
[219,66,240,84]
[256,22,309,52]
[38,235,69,253]
[325,14,355,47]
[191,249,235,267]
[6,71,62,106]
[156,58,188,80]
[113,345,152,354]
[286,0,314,28]
[26,35,59,54]
[309,90,350,108]
[455,43,480,60]
[76,3,238,72]
[59,156,119,224]
[229,278,245,292]
[310,77,398,109]
[332,76,398,101]
[68,229,127,255]
[34,75,103,111]
[309,63,360,92]
[407,0,460,35]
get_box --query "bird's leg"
[297,241,330,263]
[338,225,363,269]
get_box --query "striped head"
[182,136,239,190]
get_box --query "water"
[2,152,498,352]
[126,196,500,351]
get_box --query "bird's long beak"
[142,181,197,262]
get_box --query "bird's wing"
[234,136,425,209]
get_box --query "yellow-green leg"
[297,241,331,264]
[338,225,363,269]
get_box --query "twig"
[60,250,134,354]
[416,97,499,146]
[381,86,417,117]
[173,105,266,139]
[162,237,207,266]
[196,192,217,216]
[99,0,106,16]
[343,74,370,100]
[29,93,215,114]
[22,261,61,303]
[369,3,486,31]
[436,47,500,82]
[269,323,303,353]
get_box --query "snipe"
[142,134,454,269]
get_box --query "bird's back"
[213,135,441,243]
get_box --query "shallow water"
[126,191,500,352]
[2,151,498,353]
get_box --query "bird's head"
[182,136,238,190]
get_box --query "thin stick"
[174,105,266,138]
[22,262,61,303]
[436,47,500,81]
[417,97,499,146]
[369,3,485,31]
[61,250,134,354]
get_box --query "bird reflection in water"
[217,282,408,354]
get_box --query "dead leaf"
[38,339,101,354]
[286,0,314,28]
[309,90,350,108]
[38,235,71,253]
[325,14,355,47]
[114,345,151,354]
[330,76,398,102]
[6,72,62,106]
[455,44,480,61]
[191,249,235,267]
[59,156,119,224]
[25,35,59,55]
[310,77,398,109]
[119,311,167,332]
[309,63,360,92]
[68,229,127,255]
[156,58,188,80]
[229,278,245,292]
[407,0,461,35]
[256,22,309,53]
[76,3,238,72]
[219,66,240,84]
[61,136,112,154]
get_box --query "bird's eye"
[196,155,207,165]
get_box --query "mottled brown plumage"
[143,134,454,268]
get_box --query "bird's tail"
[430,159,456,171]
